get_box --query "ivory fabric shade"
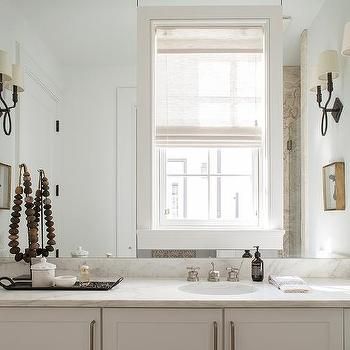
[318,50,339,80]
[309,66,326,92]
[6,64,24,92]
[342,22,350,56]
[0,50,12,81]
[155,26,264,148]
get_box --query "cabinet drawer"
[225,308,343,350]
[0,308,100,350]
[103,308,222,350]
[345,309,350,350]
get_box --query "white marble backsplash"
[0,257,350,280]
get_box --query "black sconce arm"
[0,86,17,136]
[0,84,18,136]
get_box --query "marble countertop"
[1,278,350,307]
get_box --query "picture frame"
[0,162,11,210]
[322,161,345,211]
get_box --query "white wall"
[59,65,135,256]
[306,0,350,257]
[0,0,62,256]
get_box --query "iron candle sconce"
[316,72,343,136]
[313,50,343,136]
[0,50,24,136]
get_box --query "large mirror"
[0,0,348,259]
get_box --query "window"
[155,26,264,228]
[137,6,283,249]
[159,148,259,226]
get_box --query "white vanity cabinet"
[224,308,343,350]
[0,308,101,350]
[0,307,345,350]
[103,308,223,350]
[345,309,350,350]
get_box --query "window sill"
[137,229,284,250]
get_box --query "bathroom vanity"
[0,278,349,350]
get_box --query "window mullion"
[158,148,167,226]
[217,149,221,219]
[207,149,211,221]
[183,160,188,219]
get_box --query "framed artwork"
[0,162,11,209]
[322,162,345,211]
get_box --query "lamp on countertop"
[312,50,343,136]
[0,49,24,136]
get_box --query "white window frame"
[137,6,284,250]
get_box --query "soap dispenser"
[251,246,264,282]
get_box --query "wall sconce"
[311,50,343,136]
[342,22,350,56]
[0,50,24,136]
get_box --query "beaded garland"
[8,164,56,263]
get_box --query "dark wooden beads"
[15,252,23,262]
[15,186,23,195]
[10,216,20,223]
[8,240,19,247]
[8,166,57,263]
[10,247,20,254]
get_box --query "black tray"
[0,276,123,291]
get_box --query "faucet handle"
[186,266,201,271]
[186,266,200,282]
[226,266,236,272]
[226,266,240,282]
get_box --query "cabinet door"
[0,308,100,350]
[225,308,343,350]
[345,309,350,350]
[103,308,222,350]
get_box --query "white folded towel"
[268,275,311,293]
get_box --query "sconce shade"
[342,22,350,56]
[318,50,339,80]
[7,64,24,92]
[309,66,326,92]
[0,50,12,81]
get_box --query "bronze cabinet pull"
[213,321,218,350]
[230,321,235,350]
[90,320,96,350]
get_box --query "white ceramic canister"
[31,257,56,287]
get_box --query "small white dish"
[55,275,77,288]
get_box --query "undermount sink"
[179,282,257,295]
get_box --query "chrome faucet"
[208,262,220,282]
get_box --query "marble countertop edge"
[0,278,350,308]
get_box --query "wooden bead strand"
[41,176,56,253]
[9,185,23,261]
[8,164,28,262]
[33,182,43,256]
